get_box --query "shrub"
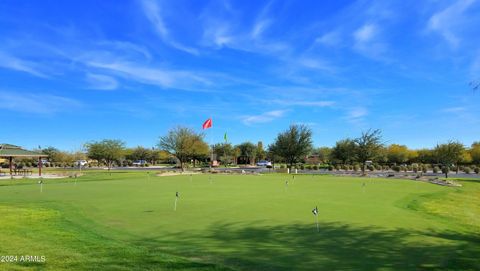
[422,165,428,173]
[441,166,450,174]
[475,167,480,174]
[367,165,375,171]
[328,165,335,171]
[464,167,471,174]
[280,164,285,169]
[433,166,440,173]
[353,165,360,172]
[313,165,318,170]
[392,165,401,172]
[300,164,305,170]
[413,166,418,173]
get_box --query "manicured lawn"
[0,172,479,270]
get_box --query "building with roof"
[0,144,48,176]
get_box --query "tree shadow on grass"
[139,222,480,271]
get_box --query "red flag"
[202,118,212,129]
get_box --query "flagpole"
[174,191,179,211]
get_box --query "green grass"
[0,172,479,270]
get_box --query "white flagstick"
[312,206,319,232]
[174,191,179,211]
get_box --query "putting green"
[0,172,479,270]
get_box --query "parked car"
[40,159,50,166]
[74,160,88,167]
[256,160,272,167]
[132,160,147,166]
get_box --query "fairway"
[1,172,479,270]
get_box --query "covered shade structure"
[0,144,48,176]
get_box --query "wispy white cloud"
[442,106,467,113]
[86,61,215,91]
[354,23,377,43]
[296,57,335,72]
[427,0,477,48]
[0,52,48,78]
[352,23,387,59]
[343,107,368,125]
[270,99,335,107]
[140,0,198,55]
[315,31,342,47]
[86,73,119,90]
[95,41,152,60]
[0,90,82,114]
[242,110,287,125]
[251,19,272,39]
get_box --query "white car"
[256,160,272,167]
[75,160,88,167]
[132,160,147,166]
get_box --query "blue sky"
[1,0,479,151]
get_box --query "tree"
[232,147,241,165]
[330,139,356,165]
[354,129,384,174]
[470,142,480,164]
[316,147,332,164]
[267,144,283,168]
[236,142,257,165]
[270,124,313,170]
[189,137,209,167]
[386,144,409,165]
[158,126,207,170]
[128,146,151,162]
[149,149,171,164]
[212,143,233,166]
[434,141,465,178]
[85,139,125,170]
[41,147,61,163]
[256,141,266,161]
[415,148,435,164]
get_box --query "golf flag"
[224,132,228,142]
[312,206,318,216]
[202,118,212,129]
